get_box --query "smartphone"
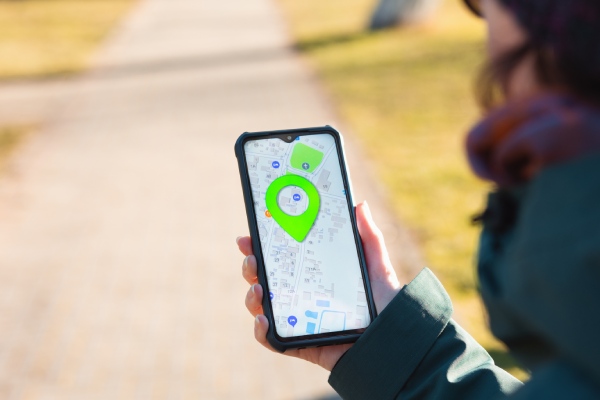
[234,126,377,352]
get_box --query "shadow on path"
[0,31,376,87]
[294,32,369,52]
[0,47,292,86]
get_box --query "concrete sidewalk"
[0,0,422,399]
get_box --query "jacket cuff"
[329,268,453,399]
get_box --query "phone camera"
[280,134,296,143]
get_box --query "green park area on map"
[290,143,324,173]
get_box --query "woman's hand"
[236,201,402,371]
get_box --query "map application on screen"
[244,133,371,338]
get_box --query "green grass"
[278,0,529,380]
[0,0,136,79]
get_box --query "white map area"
[244,134,371,338]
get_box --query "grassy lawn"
[278,0,528,380]
[0,0,136,80]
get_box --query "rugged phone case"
[234,126,377,352]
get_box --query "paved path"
[0,0,423,399]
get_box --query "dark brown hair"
[477,41,600,110]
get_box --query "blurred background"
[0,0,526,399]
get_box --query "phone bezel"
[234,126,378,351]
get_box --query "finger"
[236,236,253,256]
[254,314,277,352]
[355,202,402,313]
[355,202,391,271]
[245,283,264,317]
[242,255,258,285]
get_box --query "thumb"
[355,201,400,289]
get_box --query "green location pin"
[265,174,320,242]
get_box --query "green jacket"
[329,154,600,399]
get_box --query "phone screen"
[243,133,371,339]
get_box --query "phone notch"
[279,134,297,143]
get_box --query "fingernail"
[255,315,260,325]
[236,236,242,245]
[243,256,248,269]
[251,284,257,295]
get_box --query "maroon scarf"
[466,94,600,187]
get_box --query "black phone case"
[234,126,378,352]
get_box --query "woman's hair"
[477,1,600,110]
[477,41,600,110]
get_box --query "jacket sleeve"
[328,268,522,399]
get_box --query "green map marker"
[265,174,320,242]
